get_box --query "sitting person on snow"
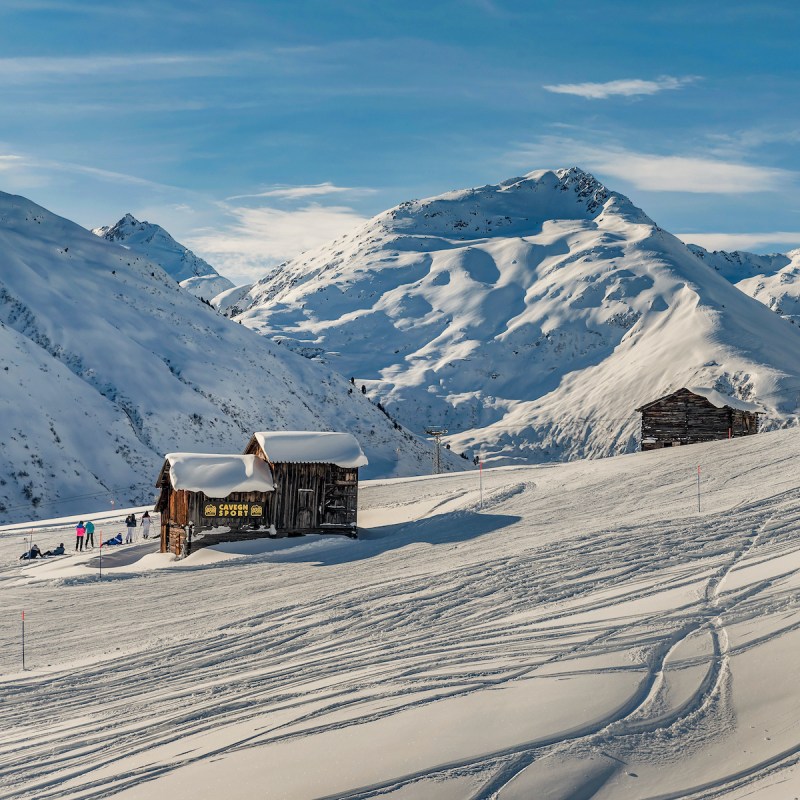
[101,533,124,547]
[20,544,42,560]
[42,543,66,557]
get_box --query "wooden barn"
[155,453,275,556]
[243,430,368,535]
[637,387,761,451]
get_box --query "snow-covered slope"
[2,428,800,799]
[690,244,800,320]
[233,168,800,466]
[93,213,235,299]
[0,192,463,523]
[211,282,253,314]
[178,272,235,301]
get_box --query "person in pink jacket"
[75,521,86,551]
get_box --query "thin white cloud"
[507,137,797,193]
[0,155,24,168]
[0,149,183,192]
[186,202,369,285]
[675,231,800,253]
[0,51,274,84]
[227,182,376,201]
[543,75,697,100]
[591,152,794,193]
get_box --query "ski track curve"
[0,470,799,798]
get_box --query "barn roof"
[636,387,763,413]
[162,453,275,496]
[249,431,368,468]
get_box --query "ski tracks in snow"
[483,488,800,800]
[0,468,799,798]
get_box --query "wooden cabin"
[155,453,275,556]
[243,431,368,535]
[636,387,761,451]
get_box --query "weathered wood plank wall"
[640,389,759,450]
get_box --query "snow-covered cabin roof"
[637,387,763,413]
[163,453,275,496]
[685,386,763,413]
[249,431,368,468]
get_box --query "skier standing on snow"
[84,520,95,548]
[140,511,151,539]
[75,521,86,551]
[125,513,136,543]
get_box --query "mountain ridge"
[93,213,235,299]
[231,167,800,465]
[689,243,800,319]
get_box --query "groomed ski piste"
[1,429,799,799]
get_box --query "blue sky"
[1,0,799,284]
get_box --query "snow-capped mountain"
[689,244,800,320]
[232,168,800,466]
[93,213,235,299]
[0,192,463,523]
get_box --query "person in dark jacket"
[20,544,42,560]
[101,533,124,547]
[125,513,136,543]
[42,543,65,557]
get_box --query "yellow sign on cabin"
[202,501,265,518]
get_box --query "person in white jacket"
[141,511,151,539]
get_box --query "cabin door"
[297,488,316,529]
[322,467,358,527]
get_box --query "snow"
[164,453,274,495]
[690,244,800,322]
[251,430,368,467]
[179,274,234,301]
[210,282,252,314]
[686,385,765,412]
[92,213,234,295]
[1,428,799,798]
[637,385,766,413]
[233,168,800,468]
[0,190,463,522]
